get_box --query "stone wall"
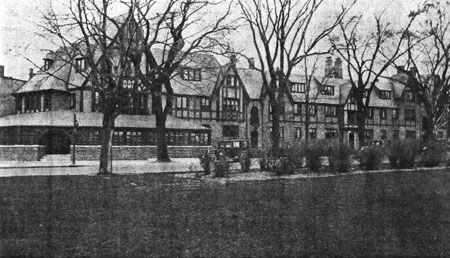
[0,145,45,161]
[73,145,211,160]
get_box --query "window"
[295,128,301,139]
[15,96,22,113]
[321,85,334,95]
[365,129,374,141]
[223,99,239,112]
[325,105,337,117]
[380,108,387,120]
[364,89,370,98]
[405,109,415,122]
[92,91,100,111]
[367,108,374,119]
[223,125,239,137]
[250,107,259,125]
[180,68,202,81]
[379,90,391,99]
[291,83,306,93]
[200,98,210,111]
[294,103,301,115]
[404,90,414,101]
[381,129,387,140]
[438,131,444,138]
[123,79,134,89]
[44,58,54,70]
[308,128,317,139]
[406,130,416,139]
[75,58,86,72]
[349,92,356,104]
[43,93,51,111]
[307,105,316,115]
[70,93,76,109]
[392,109,399,121]
[176,96,188,109]
[224,75,237,87]
[393,130,400,139]
[325,128,338,139]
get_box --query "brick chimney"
[29,68,34,80]
[0,65,4,78]
[248,58,255,70]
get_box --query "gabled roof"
[0,110,209,130]
[17,60,85,94]
[236,68,264,100]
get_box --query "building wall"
[0,77,26,117]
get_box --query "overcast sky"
[0,0,420,80]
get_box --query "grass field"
[1,169,450,257]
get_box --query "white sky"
[0,0,421,80]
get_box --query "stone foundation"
[0,145,46,161]
[0,145,211,161]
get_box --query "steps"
[39,154,72,165]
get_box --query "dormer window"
[44,58,54,70]
[75,58,87,72]
[321,85,334,95]
[404,90,414,101]
[181,68,201,81]
[379,90,391,99]
[291,83,306,93]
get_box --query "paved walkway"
[0,158,260,177]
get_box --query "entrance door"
[349,132,355,149]
[250,130,258,148]
[39,130,71,154]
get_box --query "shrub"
[273,156,295,176]
[198,150,216,175]
[239,150,252,173]
[326,141,353,173]
[214,158,230,178]
[357,145,383,171]
[420,140,446,167]
[305,140,326,173]
[387,139,421,169]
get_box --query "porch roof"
[0,110,209,130]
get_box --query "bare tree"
[391,1,450,141]
[239,0,351,150]
[127,0,236,162]
[329,6,427,146]
[42,0,142,174]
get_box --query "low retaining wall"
[74,145,211,160]
[0,145,46,161]
[0,145,211,161]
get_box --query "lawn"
[1,169,450,257]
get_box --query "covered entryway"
[39,130,71,154]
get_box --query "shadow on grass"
[1,170,450,257]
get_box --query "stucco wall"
[0,145,45,161]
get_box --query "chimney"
[409,66,418,77]
[230,54,237,66]
[0,65,4,78]
[325,56,333,77]
[29,68,34,80]
[248,58,255,70]
[334,57,343,79]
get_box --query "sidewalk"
[0,158,259,177]
[0,158,204,177]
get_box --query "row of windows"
[176,96,211,111]
[292,128,418,141]
[180,68,202,81]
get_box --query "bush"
[214,158,230,178]
[305,140,327,173]
[357,145,383,171]
[198,150,215,175]
[273,156,296,176]
[387,139,421,169]
[326,141,353,173]
[239,150,252,173]
[420,140,446,167]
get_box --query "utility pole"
[72,113,79,166]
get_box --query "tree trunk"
[356,111,366,147]
[156,110,170,162]
[99,113,115,174]
[422,115,435,142]
[271,101,280,152]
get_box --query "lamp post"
[72,112,79,166]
